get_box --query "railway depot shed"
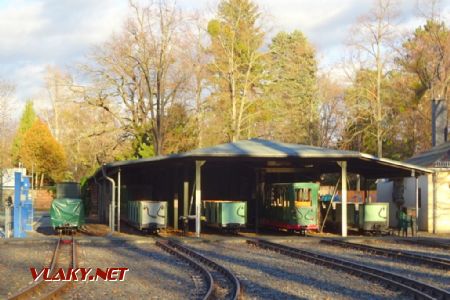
[88,139,430,237]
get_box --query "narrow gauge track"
[156,239,241,300]
[9,235,77,300]
[395,238,450,250]
[320,239,450,270]
[156,240,213,300]
[247,239,450,300]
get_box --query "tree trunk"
[376,22,383,158]
[40,173,45,189]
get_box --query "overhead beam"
[264,167,316,173]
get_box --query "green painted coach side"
[204,201,247,228]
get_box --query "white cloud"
[0,0,48,55]
[1,0,449,108]
[0,0,128,107]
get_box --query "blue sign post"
[13,172,33,238]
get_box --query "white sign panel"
[1,168,26,188]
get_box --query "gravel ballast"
[281,239,450,292]
[186,240,406,300]
[358,238,450,260]
[67,242,196,299]
[0,242,55,298]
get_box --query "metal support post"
[195,161,205,238]
[102,166,115,232]
[109,203,112,230]
[340,161,348,237]
[5,201,12,238]
[118,169,121,233]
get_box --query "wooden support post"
[340,161,348,237]
[195,161,205,238]
[255,171,259,233]
[412,170,419,235]
[356,174,360,191]
[183,181,189,216]
[174,193,178,230]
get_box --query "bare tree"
[345,0,399,157]
[316,73,345,148]
[0,80,15,168]
[83,0,190,156]
[183,12,210,148]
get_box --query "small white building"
[377,142,450,233]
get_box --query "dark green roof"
[100,139,430,177]
[406,142,450,168]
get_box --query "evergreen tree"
[11,100,37,164]
[207,0,265,142]
[266,30,318,145]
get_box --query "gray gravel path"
[0,242,55,298]
[67,242,195,299]
[187,241,406,300]
[282,239,450,292]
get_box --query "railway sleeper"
[156,240,214,300]
[247,239,450,300]
[320,239,450,270]
[167,239,241,300]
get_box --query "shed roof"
[99,139,430,178]
[406,142,450,169]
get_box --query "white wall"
[434,171,450,233]
[403,176,429,231]
[377,172,450,233]
[376,177,428,230]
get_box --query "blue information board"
[13,172,33,237]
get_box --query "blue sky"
[0,0,449,113]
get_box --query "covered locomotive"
[50,182,85,233]
[50,198,85,232]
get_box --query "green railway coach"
[262,182,320,234]
[204,200,247,231]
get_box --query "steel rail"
[395,238,450,250]
[247,239,450,300]
[320,239,450,270]
[156,240,214,300]
[9,235,77,300]
[39,235,77,299]
[8,238,61,300]
[167,239,241,300]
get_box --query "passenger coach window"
[295,188,311,206]
[271,186,289,207]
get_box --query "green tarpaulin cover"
[50,198,85,228]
